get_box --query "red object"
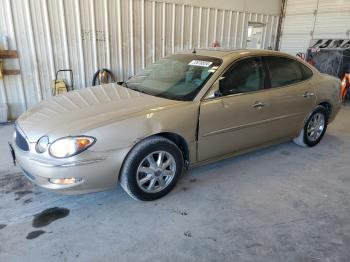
[212,41,220,47]
[306,59,316,66]
[341,73,350,103]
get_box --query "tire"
[120,136,184,201]
[293,105,328,147]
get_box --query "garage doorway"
[247,22,266,49]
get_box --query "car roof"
[176,48,290,59]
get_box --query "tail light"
[340,74,348,101]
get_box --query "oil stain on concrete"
[14,190,33,200]
[0,172,34,204]
[26,230,46,240]
[32,207,70,228]
[23,198,32,205]
[170,209,188,216]
[184,231,192,238]
[0,172,32,193]
[280,150,291,156]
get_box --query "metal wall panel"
[281,0,350,55]
[313,0,350,39]
[0,0,27,119]
[282,0,318,14]
[0,0,279,119]
[318,0,350,12]
[313,12,350,39]
[280,0,318,55]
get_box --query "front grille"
[15,126,29,151]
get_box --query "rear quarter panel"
[314,73,342,122]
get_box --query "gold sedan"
[12,49,342,200]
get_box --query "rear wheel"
[120,136,184,201]
[293,106,328,147]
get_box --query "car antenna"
[192,47,197,54]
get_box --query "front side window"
[126,54,222,101]
[219,57,266,96]
[265,56,305,88]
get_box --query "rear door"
[262,56,316,140]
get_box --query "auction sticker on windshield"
[188,60,213,67]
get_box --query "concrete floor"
[1,107,350,262]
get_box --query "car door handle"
[252,101,265,109]
[303,92,315,98]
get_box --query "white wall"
[280,0,350,55]
[160,0,281,15]
[0,0,280,119]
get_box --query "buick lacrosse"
[10,49,341,200]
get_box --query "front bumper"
[12,141,130,195]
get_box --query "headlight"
[49,136,95,158]
[36,136,49,153]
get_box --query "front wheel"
[293,106,328,147]
[120,136,184,201]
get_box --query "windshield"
[126,54,222,101]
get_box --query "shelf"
[0,50,18,59]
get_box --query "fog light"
[49,177,83,185]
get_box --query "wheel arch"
[118,131,190,200]
[318,100,332,118]
[119,132,190,181]
[154,132,190,168]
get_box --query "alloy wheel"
[136,151,176,193]
[307,112,325,142]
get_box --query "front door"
[197,57,272,161]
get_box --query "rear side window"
[299,63,313,80]
[265,56,306,88]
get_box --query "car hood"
[17,83,181,142]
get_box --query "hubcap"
[307,112,325,142]
[136,151,176,193]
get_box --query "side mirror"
[205,77,225,99]
[214,90,222,97]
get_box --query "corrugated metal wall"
[0,0,279,119]
[279,0,318,55]
[280,0,350,55]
